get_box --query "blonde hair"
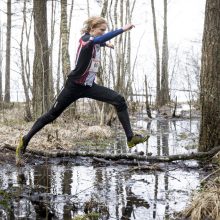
[81,16,107,34]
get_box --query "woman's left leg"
[84,83,133,141]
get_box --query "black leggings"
[24,79,133,145]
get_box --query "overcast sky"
[0,0,206,102]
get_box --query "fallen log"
[125,164,164,172]
[3,143,220,163]
[93,157,150,166]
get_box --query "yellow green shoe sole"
[127,134,150,148]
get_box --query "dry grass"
[179,175,220,220]
[0,105,113,152]
[80,125,112,139]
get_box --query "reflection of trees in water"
[157,119,169,156]
[115,169,125,219]
[62,167,73,219]
[157,120,161,156]
[161,120,169,156]
[155,119,170,218]
[115,135,127,154]
[164,171,169,220]
[153,174,159,219]
[145,121,152,155]
[62,166,72,195]
[33,165,54,219]
[34,165,51,193]
[121,184,150,220]
[5,116,177,220]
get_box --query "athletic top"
[68,28,124,86]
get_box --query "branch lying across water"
[3,144,220,163]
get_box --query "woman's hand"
[122,24,135,32]
[106,42,114,49]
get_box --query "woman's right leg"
[20,82,83,154]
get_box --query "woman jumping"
[16,16,149,165]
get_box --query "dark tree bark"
[199,0,220,151]
[145,75,152,118]
[32,0,50,118]
[4,0,11,103]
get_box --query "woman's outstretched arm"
[93,24,135,44]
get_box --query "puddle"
[0,118,206,219]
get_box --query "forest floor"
[0,102,219,220]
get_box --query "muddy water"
[0,119,206,220]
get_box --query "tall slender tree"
[145,75,152,118]
[151,0,161,106]
[48,0,56,104]
[60,0,71,81]
[20,0,32,121]
[4,0,12,103]
[160,0,170,106]
[32,0,50,118]
[199,0,220,151]
[0,26,3,102]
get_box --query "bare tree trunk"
[94,0,108,125]
[160,0,170,106]
[104,0,136,126]
[67,0,74,44]
[114,0,121,93]
[199,0,220,152]
[4,0,12,103]
[20,0,32,121]
[60,0,71,82]
[151,0,160,106]
[172,96,177,118]
[145,75,152,118]
[0,26,3,102]
[124,0,131,98]
[24,9,33,95]
[56,32,61,96]
[48,0,56,105]
[86,0,90,17]
[32,0,50,118]
[101,0,108,17]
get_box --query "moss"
[0,190,11,211]
[72,212,100,220]
[178,132,188,140]
[87,212,100,219]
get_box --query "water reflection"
[0,160,203,220]
[0,118,202,219]
[134,118,199,155]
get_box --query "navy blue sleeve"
[93,28,124,44]
[100,42,106,47]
